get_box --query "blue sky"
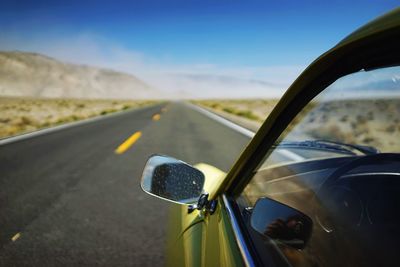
[0,0,398,97]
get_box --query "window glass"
[241,66,400,267]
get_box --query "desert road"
[0,102,252,266]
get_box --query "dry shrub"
[308,125,347,142]
[13,116,38,127]
[386,125,396,133]
[340,115,348,122]
[0,97,158,138]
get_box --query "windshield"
[242,65,400,267]
[261,65,400,168]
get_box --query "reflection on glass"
[141,155,204,204]
[251,197,312,250]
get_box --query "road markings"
[152,114,161,121]
[11,232,21,242]
[185,102,255,138]
[185,102,304,162]
[115,131,142,154]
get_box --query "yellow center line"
[152,114,161,121]
[11,232,21,242]
[115,131,142,154]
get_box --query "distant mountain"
[0,51,162,99]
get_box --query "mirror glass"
[141,155,205,204]
[251,197,312,249]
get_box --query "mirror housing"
[141,155,205,204]
[251,197,312,250]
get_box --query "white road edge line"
[184,102,255,138]
[185,102,305,162]
[0,105,154,146]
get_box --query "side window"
[239,66,400,267]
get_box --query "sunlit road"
[0,102,250,266]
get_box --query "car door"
[164,163,246,267]
[192,9,400,267]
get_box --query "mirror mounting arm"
[188,193,218,215]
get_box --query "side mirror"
[140,155,205,205]
[251,197,312,250]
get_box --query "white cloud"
[0,33,305,98]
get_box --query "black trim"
[225,195,262,266]
[222,195,257,267]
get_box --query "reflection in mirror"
[141,155,205,204]
[251,197,312,249]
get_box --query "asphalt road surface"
[0,102,251,266]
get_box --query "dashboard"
[242,154,400,267]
